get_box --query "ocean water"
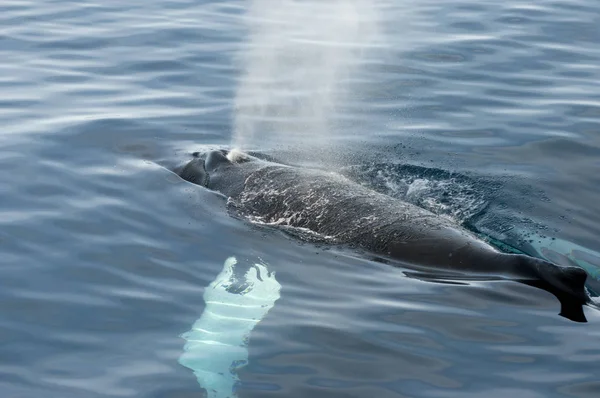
[2,1,600,397]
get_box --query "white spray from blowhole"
[232,0,388,154]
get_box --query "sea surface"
[2,1,600,397]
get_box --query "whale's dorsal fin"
[520,258,589,322]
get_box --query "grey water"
[1,0,600,397]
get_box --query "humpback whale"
[177,149,591,322]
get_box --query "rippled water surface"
[2,1,600,397]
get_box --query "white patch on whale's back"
[227,149,250,163]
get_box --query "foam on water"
[342,163,490,224]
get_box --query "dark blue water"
[2,1,600,397]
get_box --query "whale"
[176,149,592,322]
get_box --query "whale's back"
[235,165,503,270]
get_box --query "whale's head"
[177,149,257,197]
[178,150,229,187]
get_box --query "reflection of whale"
[179,257,281,398]
[176,149,592,322]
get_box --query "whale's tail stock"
[518,255,590,322]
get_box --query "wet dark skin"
[177,150,591,322]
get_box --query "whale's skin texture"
[177,150,591,322]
